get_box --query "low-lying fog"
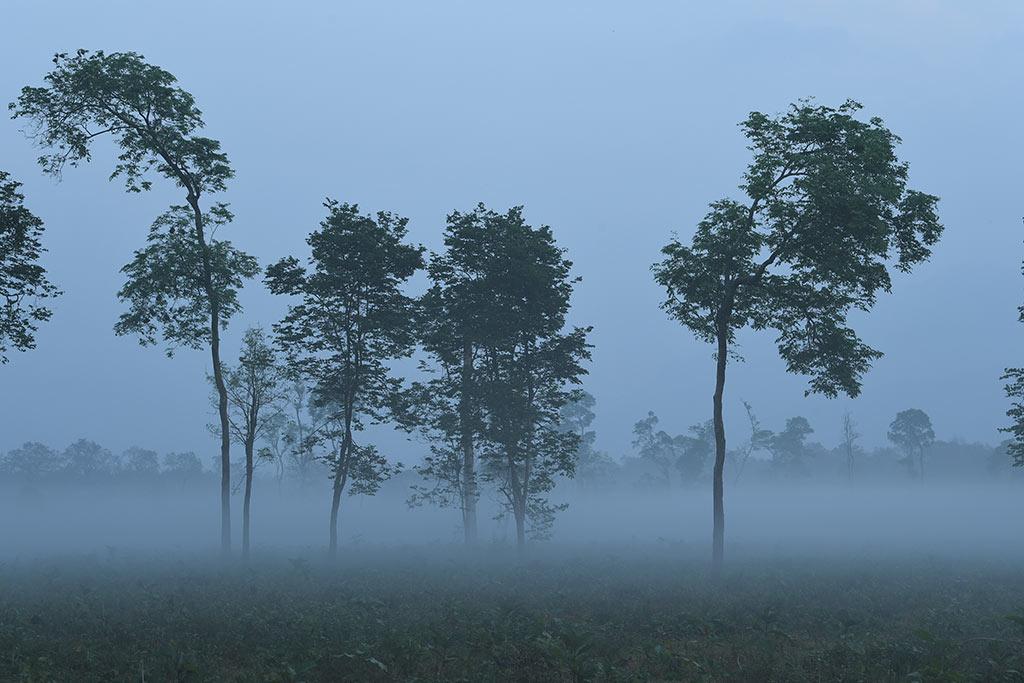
[3,478,1019,561]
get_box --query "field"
[3,546,1024,682]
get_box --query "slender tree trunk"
[711,324,729,577]
[242,437,254,560]
[329,473,343,559]
[329,426,352,560]
[460,339,478,545]
[514,499,526,550]
[187,194,231,556]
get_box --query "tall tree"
[266,200,422,558]
[653,99,942,573]
[1002,250,1024,466]
[888,408,935,480]
[399,209,499,544]
[215,327,287,559]
[12,50,250,553]
[0,171,60,365]
[465,205,591,548]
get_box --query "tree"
[652,99,942,573]
[215,327,287,559]
[163,451,204,488]
[12,50,252,554]
[678,421,713,483]
[0,171,60,365]
[888,408,935,480]
[62,439,116,479]
[463,205,591,547]
[399,208,501,544]
[266,200,422,558]
[559,391,616,487]
[122,446,160,476]
[1002,251,1024,466]
[769,416,814,475]
[1,442,61,482]
[632,412,680,488]
[840,413,860,480]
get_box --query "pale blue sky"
[2,1,1022,462]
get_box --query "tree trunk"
[329,426,352,561]
[514,501,526,550]
[329,475,343,560]
[242,437,254,560]
[460,339,478,545]
[187,194,231,557]
[711,325,729,577]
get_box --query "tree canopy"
[0,171,60,364]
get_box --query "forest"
[3,3,1024,681]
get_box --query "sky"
[1,0,1022,463]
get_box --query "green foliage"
[452,204,591,540]
[266,200,423,496]
[653,99,942,398]
[11,49,231,196]
[217,327,288,448]
[1002,368,1024,466]
[1,551,1021,681]
[115,205,258,355]
[0,171,60,364]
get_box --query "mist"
[3,1,1024,680]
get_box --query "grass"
[1,545,1023,681]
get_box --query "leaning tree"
[0,171,59,366]
[653,99,942,574]
[12,50,254,553]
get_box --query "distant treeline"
[3,405,1014,491]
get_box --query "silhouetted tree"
[122,446,160,476]
[266,200,421,558]
[63,439,116,479]
[1002,252,1024,466]
[1,442,61,482]
[0,172,60,365]
[13,50,253,554]
[652,99,943,573]
[163,451,204,488]
[215,327,287,559]
[678,421,713,483]
[559,391,616,487]
[464,206,591,547]
[769,416,814,475]
[399,209,501,544]
[632,412,682,488]
[888,408,935,480]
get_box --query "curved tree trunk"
[711,325,729,577]
[329,476,343,560]
[187,194,231,557]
